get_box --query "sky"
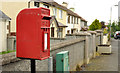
[54,0,119,25]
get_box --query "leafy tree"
[111,22,116,33]
[108,21,120,37]
[89,19,102,31]
[116,22,120,31]
[107,23,110,32]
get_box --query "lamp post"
[110,4,118,41]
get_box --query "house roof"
[50,16,67,27]
[0,10,11,20]
[67,9,87,22]
[31,0,68,11]
[31,0,54,2]
[31,0,87,22]
[67,9,81,18]
[81,17,87,22]
[58,22,67,27]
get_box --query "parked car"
[114,31,120,39]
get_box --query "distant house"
[0,10,11,52]
[101,21,106,29]
[66,7,81,34]
[62,2,87,34]
[1,0,87,37]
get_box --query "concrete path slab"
[84,38,118,71]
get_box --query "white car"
[114,31,120,39]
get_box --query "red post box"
[16,7,51,60]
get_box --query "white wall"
[0,19,7,52]
[73,18,81,32]
[66,23,74,34]
[81,21,84,28]
[66,16,74,34]
[66,16,82,34]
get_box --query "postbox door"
[39,28,50,59]
[43,29,50,51]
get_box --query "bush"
[103,29,108,35]
[111,32,114,37]
[107,33,110,41]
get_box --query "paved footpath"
[84,38,118,71]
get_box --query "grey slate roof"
[0,10,11,20]
[50,16,67,27]
[58,22,67,27]
[31,0,87,22]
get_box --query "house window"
[77,18,78,24]
[84,22,87,26]
[71,29,74,34]
[53,8,57,17]
[57,28,63,38]
[34,2,39,7]
[71,16,73,24]
[68,16,70,23]
[80,21,82,26]
[74,17,76,24]
[43,4,49,8]
[67,30,70,34]
[7,21,11,36]
[59,10,62,19]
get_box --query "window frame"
[34,2,39,8]
[74,17,76,24]
[53,8,57,17]
[59,10,63,19]
[68,16,70,23]
[71,16,73,24]
[77,18,78,24]
[43,4,49,8]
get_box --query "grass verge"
[0,50,16,55]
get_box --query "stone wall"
[7,36,16,51]
[50,37,85,71]
[2,30,103,72]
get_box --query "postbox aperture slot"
[42,16,51,20]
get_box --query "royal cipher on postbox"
[16,7,51,60]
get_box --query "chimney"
[69,7,75,12]
[62,2,68,7]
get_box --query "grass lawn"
[0,50,16,55]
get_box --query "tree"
[116,22,120,31]
[108,21,120,37]
[89,19,102,31]
[111,22,116,33]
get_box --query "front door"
[71,29,73,34]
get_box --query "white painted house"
[81,17,87,28]
[0,10,11,52]
[62,2,87,34]
[66,9,81,34]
